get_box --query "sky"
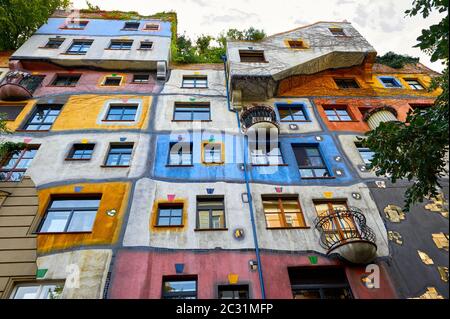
[71,0,446,72]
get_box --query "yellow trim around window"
[284,38,309,50]
[150,198,188,232]
[99,74,126,87]
[201,141,225,165]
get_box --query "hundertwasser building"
[0,9,448,299]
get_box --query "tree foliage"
[173,27,266,64]
[0,115,26,164]
[365,0,449,211]
[376,51,420,69]
[0,0,70,51]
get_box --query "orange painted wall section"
[314,97,435,133]
[37,182,130,254]
[278,64,440,98]
[51,95,151,131]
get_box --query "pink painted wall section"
[110,250,262,299]
[31,70,159,96]
[110,250,397,299]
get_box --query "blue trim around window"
[291,142,334,179]
[377,76,403,88]
[274,103,310,122]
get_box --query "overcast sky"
[71,0,445,72]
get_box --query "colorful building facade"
[0,12,447,299]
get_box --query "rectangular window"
[355,142,374,165]
[405,78,425,90]
[38,196,101,233]
[380,77,402,88]
[239,50,266,63]
[196,196,225,230]
[173,102,210,121]
[157,203,184,227]
[109,40,133,50]
[139,41,153,50]
[102,76,122,86]
[66,144,95,161]
[249,137,284,166]
[0,104,25,121]
[334,78,359,89]
[262,195,307,229]
[288,40,307,49]
[132,74,150,83]
[293,144,330,178]
[202,142,223,164]
[23,104,62,131]
[289,267,352,299]
[123,22,140,30]
[323,106,353,121]
[51,74,81,87]
[168,142,193,166]
[314,201,357,243]
[218,285,249,299]
[0,146,38,182]
[62,20,88,30]
[10,282,64,299]
[104,104,138,121]
[66,40,93,55]
[44,38,65,49]
[162,276,197,299]
[329,28,346,36]
[277,104,308,122]
[144,23,160,31]
[105,144,133,167]
[182,76,208,88]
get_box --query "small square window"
[239,50,266,63]
[105,144,133,166]
[162,276,197,299]
[218,285,249,299]
[44,38,65,49]
[123,22,140,30]
[102,76,123,86]
[144,23,159,31]
[323,106,353,121]
[277,104,308,122]
[62,20,88,30]
[329,28,346,36]
[66,40,93,55]
[196,196,226,230]
[157,203,184,227]
[405,78,425,90]
[132,74,150,83]
[202,142,223,164]
[104,104,138,121]
[262,195,307,228]
[139,41,153,50]
[380,77,402,88]
[182,76,208,88]
[51,74,81,87]
[109,40,133,50]
[288,40,307,49]
[0,104,25,121]
[38,197,101,233]
[66,144,95,160]
[334,78,359,89]
[168,142,193,166]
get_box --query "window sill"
[300,176,336,180]
[104,48,132,51]
[36,231,93,235]
[280,120,312,123]
[165,164,194,167]
[100,165,130,168]
[137,48,153,51]
[327,120,359,123]
[153,225,185,228]
[38,47,60,49]
[60,53,88,55]
[101,120,135,122]
[47,85,77,88]
[194,228,228,232]
[266,226,310,230]
[131,81,150,84]
[65,158,91,161]
[180,86,209,89]
[252,164,289,167]
[171,120,212,122]
[15,129,50,133]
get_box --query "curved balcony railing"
[240,105,279,132]
[0,70,43,101]
[314,207,377,264]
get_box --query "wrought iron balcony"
[314,207,377,264]
[0,71,43,101]
[240,105,279,133]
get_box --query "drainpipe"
[221,55,267,299]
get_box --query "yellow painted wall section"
[51,95,151,131]
[0,99,37,131]
[278,65,441,98]
[37,182,130,254]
